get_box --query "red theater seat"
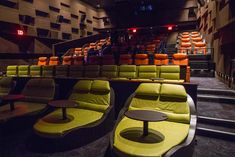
[62,56,72,65]
[194,42,207,54]
[73,56,84,65]
[154,54,169,65]
[38,57,48,66]
[134,54,149,65]
[49,56,59,65]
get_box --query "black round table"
[122,110,167,143]
[48,100,78,120]
[1,94,25,111]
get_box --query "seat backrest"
[22,78,55,103]
[0,77,13,97]
[55,65,68,77]
[69,80,111,112]
[101,65,118,78]
[129,83,190,123]
[38,57,47,66]
[172,53,188,66]
[158,84,189,123]
[73,56,84,65]
[154,54,169,65]
[62,56,72,65]
[84,65,100,78]
[119,54,132,65]
[160,65,180,80]
[30,65,41,77]
[69,65,84,77]
[6,65,18,77]
[18,65,29,77]
[42,65,54,77]
[134,54,149,65]
[49,56,59,65]
[138,65,159,79]
[119,65,137,79]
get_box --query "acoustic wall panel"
[0,6,19,24]
[35,17,50,29]
[49,0,61,9]
[19,1,35,17]
[34,0,49,13]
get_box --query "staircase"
[196,87,235,141]
[164,44,177,59]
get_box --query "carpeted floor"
[1,77,235,157]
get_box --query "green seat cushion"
[33,108,104,137]
[55,65,68,77]
[77,101,108,113]
[138,65,158,79]
[135,83,160,97]
[160,84,187,101]
[113,117,190,157]
[6,65,17,76]
[0,102,47,123]
[101,65,118,78]
[30,65,41,76]
[91,80,110,93]
[119,65,137,79]
[18,65,29,76]
[84,65,100,78]
[160,65,180,80]
[69,65,84,77]
[73,80,92,92]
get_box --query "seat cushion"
[33,108,104,137]
[160,84,187,101]
[138,66,158,79]
[114,117,190,157]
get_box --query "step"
[196,127,235,141]
[198,88,235,97]
[198,94,235,103]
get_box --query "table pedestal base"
[120,127,165,143]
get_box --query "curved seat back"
[160,65,180,80]
[101,65,118,78]
[30,65,41,77]
[62,56,72,65]
[49,56,59,65]
[134,54,149,65]
[18,65,29,77]
[38,57,47,66]
[154,54,169,65]
[118,65,137,79]
[84,65,100,78]
[69,80,111,112]
[6,65,18,77]
[172,53,188,66]
[138,65,159,79]
[22,78,55,103]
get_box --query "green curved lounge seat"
[30,65,42,77]
[101,65,118,78]
[34,80,114,138]
[0,78,55,123]
[111,83,196,157]
[69,65,84,77]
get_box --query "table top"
[48,100,78,108]
[1,94,25,101]
[125,110,167,122]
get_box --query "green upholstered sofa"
[33,80,115,139]
[0,78,55,123]
[111,83,197,157]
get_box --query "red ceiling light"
[167,26,173,31]
[17,29,24,36]
[132,29,137,33]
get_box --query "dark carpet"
[190,77,230,89]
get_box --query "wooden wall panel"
[0,6,19,24]
[34,0,49,13]
[49,0,61,9]
[35,17,50,29]
[19,1,35,17]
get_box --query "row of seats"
[0,77,196,157]
[6,65,185,82]
[177,31,207,54]
[38,53,189,66]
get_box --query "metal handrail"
[229,59,235,87]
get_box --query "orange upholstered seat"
[181,34,190,38]
[179,42,192,53]
[182,32,189,35]
[191,37,202,42]
[191,34,200,38]
[88,55,101,65]
[74,48,82,56]
[38,57,48,66]
[49,56,59,65]
[119,54,132,65]
[191,31,199,35]
[62,56,72,65]
[154,54,169,65]
[102,55,115,65]
[134,54,149,65]
[181,38,190,42]
[194,42,207,54]
[172,53,190,82]
[73,56,84,65]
